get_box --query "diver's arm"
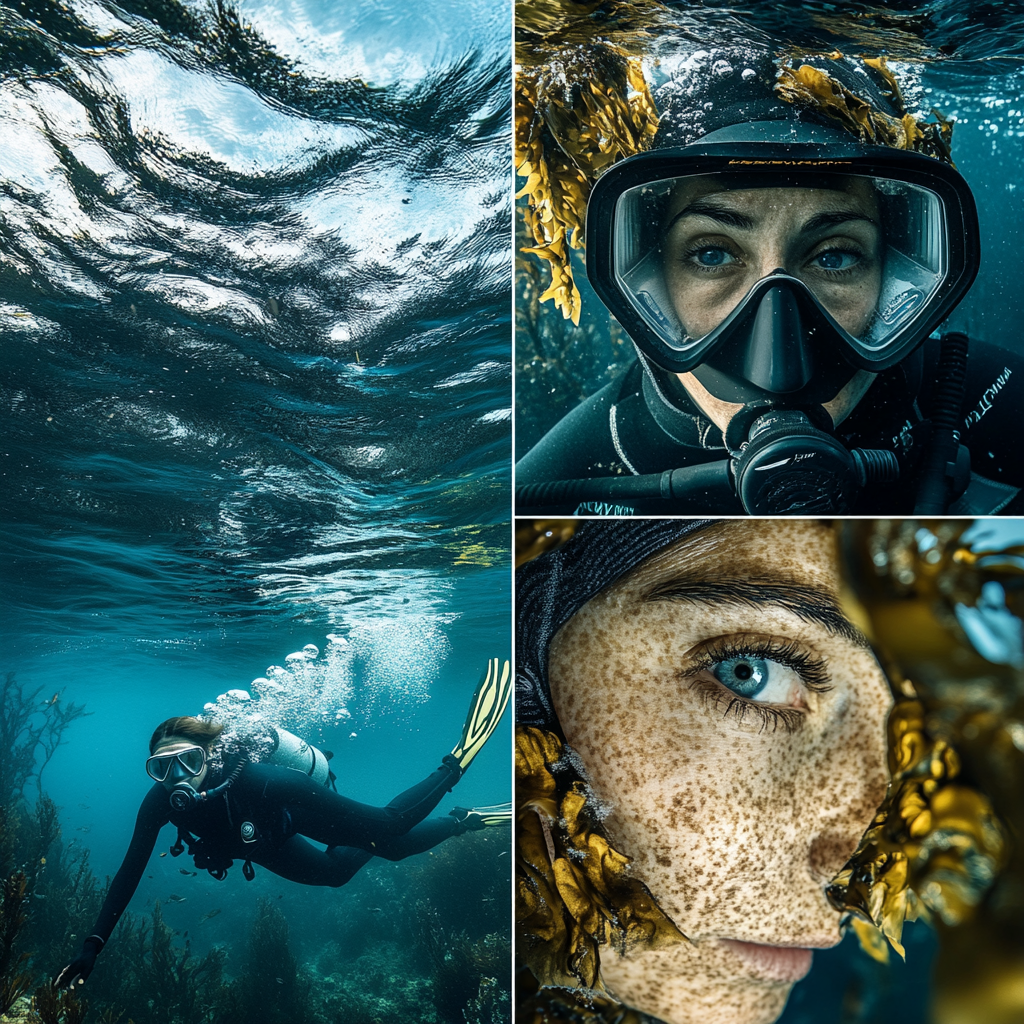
[956,339,1024,488]
[515,376,625,486]
[55,784,168,988]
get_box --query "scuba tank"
[205,689,336,788]
[267,726,334,788]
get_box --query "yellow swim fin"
[450,801,512,830]
[450,658,511,772]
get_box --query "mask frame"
[146,745,206,783]
[585,126,980,376]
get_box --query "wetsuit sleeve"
[955,339,1024,488]
[514,377,626,485]
[90,784,169,943]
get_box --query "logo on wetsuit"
[240,821,258,844]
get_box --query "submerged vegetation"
[0,673,511,1023]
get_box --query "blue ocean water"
[0,0,511,1020]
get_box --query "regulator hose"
[914,331,969,514]
[515,460,732,509]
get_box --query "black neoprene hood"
[585,121,981,376]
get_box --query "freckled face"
[547,520,893,1024]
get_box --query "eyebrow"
[664,201,877,237]
[643,574,870,648]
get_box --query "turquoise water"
[1,0,510,1021]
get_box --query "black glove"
[54,936,103,990]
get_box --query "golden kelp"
[516,726,685,990]
[515,518,577,567]
[776,54,953,163]
[828,520,1019,968]
[515,0,661,323]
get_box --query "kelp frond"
[516,726,684,990]
[515,0,662,323]
[776,53,954,163]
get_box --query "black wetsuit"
[90,757,463,947]
[515,338,1024,516]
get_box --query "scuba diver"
[55,658,512,991]
[515,52,1024,516]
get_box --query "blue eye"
[692,248,735,267]
[813,250,858,271]
[712,657,769,698]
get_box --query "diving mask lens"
[146,745,206,782]
[612,172,947,368]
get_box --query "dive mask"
[586,122,979,402]
[146,745,206,783]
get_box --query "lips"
[719,939,815,982]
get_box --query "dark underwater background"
[515,0,1024,462]
[0,0,511,1021]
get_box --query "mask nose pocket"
[742,284,814,393]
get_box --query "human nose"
[810,715,890,881]
[166,759,190,784]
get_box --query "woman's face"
[151,737,209,792]
[662,179,882,340]
[547,520,893,1024]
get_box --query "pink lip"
[719,940,815,982]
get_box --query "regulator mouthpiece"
[732,409,899,514]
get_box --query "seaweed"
[0,870,34,1016]
[214,898,313,1024]
[89,901,226,1024]
[28,981,87,1024]
[0,673,89,808]
[418,904,512,1024]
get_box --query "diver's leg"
[263,759,462,846]
[369,803,513,861]
[255,835,373,888]
[368,817,462,861]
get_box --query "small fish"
[76,826,91,833]
[275,978,284,985]
[498,851,508,857]
[276,894,283,899]
[370,907,382,914]
[179,869,197,877]
[33,893,46,900]
[159,852,167,858]
[44,693,60,707]
[167,894,186,903]
[200,909,221,922]
[78,803,90,810]
[148,875,154,879]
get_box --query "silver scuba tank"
[267,726,332,787]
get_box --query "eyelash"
[683,636,832,734]
[679,242,739,273]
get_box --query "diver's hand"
[54,937,102,990]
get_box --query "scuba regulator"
[515,332,972,515]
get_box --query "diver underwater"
[55,658,512,991]
[515,49,1024,517]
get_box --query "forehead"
[610,520,838,597]
[664,175,879,222]
[153,738,202,754]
